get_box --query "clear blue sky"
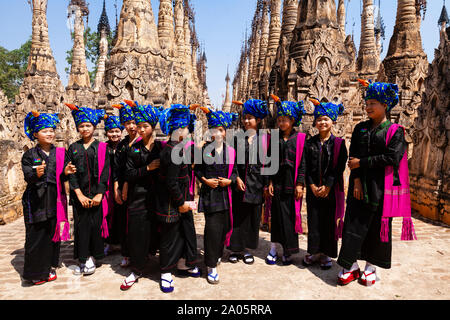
[0,0,445,107]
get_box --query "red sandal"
[337,269,361,286]
[120,276,138,291]
[360,271,376,286]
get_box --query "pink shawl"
[224,146,236,247]
[52,147,70,242]
[262,134,271,225]
[98,142,110,239]
[380,124,417,242]
[332,137,345,240]
[294,133,306,234]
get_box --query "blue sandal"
[207,272,219,285]
[160,278,174,293]
[265,252,278,265]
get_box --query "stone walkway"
[0,210,449,301]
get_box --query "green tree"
[65,26,114,85]
[0,38,31,103]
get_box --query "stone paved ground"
[0,210,449,301]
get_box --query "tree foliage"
[0,38,31,103]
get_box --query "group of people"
[20,79,416,294]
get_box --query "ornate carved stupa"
[410,2,449,225]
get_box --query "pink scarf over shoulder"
[53,147,70,242]
[380,124,417,242]
[98,142,110,239]
[333,137,345,240]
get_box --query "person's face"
[243,114,260,131]
[277,116,295,132]
[124,120,137,136]
[365,99,387,120]
[77,122,95,139]
[106,128,122,143]
[136,122,153,139]
[211,126,226,143]
[315,115,333,133]
[34,127,55,145]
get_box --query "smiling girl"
[265,95,306,266]
[65,104,110,277]
[336,80,416,286]
[303,99,348,270]
[228,99,270,265]
[21,111,74,285]
[120,102,163,291]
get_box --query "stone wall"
[0,90,27,224]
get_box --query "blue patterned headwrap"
[202,108,239,129]
[24,111,60,141]
[159,104,197,135]
[358,79,399,112]
[65,104,105,127]
[132,103,164,127]
[112,102,136,124]
[104,115,124,132]
[310,98,345,122]
[238,99,270,119]
[272,95,306,126]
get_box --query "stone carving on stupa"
[409,3,449,225]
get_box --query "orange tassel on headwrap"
[270,94,281,103]
[123,100,137,107]
[309,97,321,106]
[357,79,370,87]
[64,103,79,111]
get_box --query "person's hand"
[218,177,232,188]
[348,157,360,170]
[114,185,123,205]
[317,186,331,198]
[310,184,319,198]
[178,202,191,213]
[295,185,304,200]
[77,193,92,208]
[264,183,274,198]
[122,182,128,201]
[147,159,160,171]
[36,161,46,178]
[236,177,246,192]
[91,194,103,206]
[353,178,363,200]
[204,178,219,189]
[64,161,77,175]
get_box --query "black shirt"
[195,142,238,213]
[21,145,60,224]
[270,130,306,194]
[66,139,110,203]
[125,139,162,214]
[304,134,348,189]
[348,120,407,211]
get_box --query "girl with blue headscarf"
[21,111,75,285]
[194,106,239,285]
[154,104,201,293]
[226,99,270,265]
[265,94,307,266]
[64,103,111,277]
[119,101,164,291]
[102,115,124,256]
[336,79,409,286]
[302,98,348,271]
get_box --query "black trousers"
[204,210,230,268]
[23,217,60,281]
[228,201,261,252]
[337,197,392,270]
[127,212,153,273]
[270,193,299,255]
[159,211,199,274]
[306,189,338,258]
[73,204,105,264]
